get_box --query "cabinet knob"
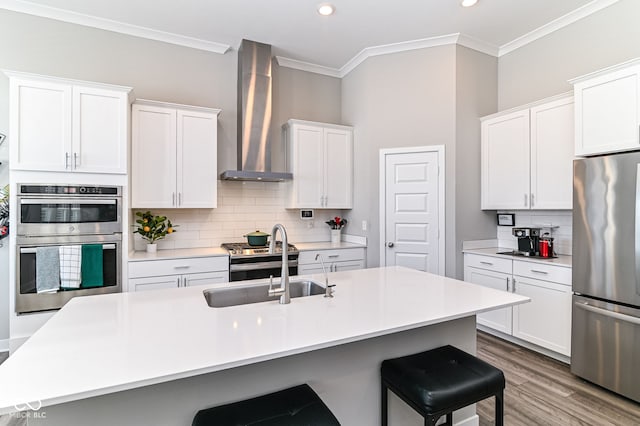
[387,242,394,248]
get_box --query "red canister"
[539,239,550,258]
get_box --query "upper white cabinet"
[481,95,574,210]
[7,71,131,174]
[571,59,640,156]
[284,119,353,209]
[132,100,221,209]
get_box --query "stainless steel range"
[222,241,299,281]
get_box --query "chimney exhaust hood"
[220,39,292,182]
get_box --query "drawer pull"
[530,269,549,275]
[480,261,494,266]
[328,255,339,259]
[174,265,190,269]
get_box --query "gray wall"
[454,46,499,279]
[498,0,640,109]
[0,9,341,345]
[341,45,458,275]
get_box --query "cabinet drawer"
[298,248,365,265]
[129,256,229,279]
[464,254,512,274]
[513,260,571,285]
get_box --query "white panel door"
[183,271,229,287]
[177,109,218,208]
[73,86,127,174]
[530,97,574,209]
[574,65,640,155]
[464,267,513,335]
[131,104,177,208]
[291,124,324,208]
[512,276,572,356]
[481,110,530,209]
[10,78,71,171]
[130,276,180,292]
[384,151,440,273]
[324,128,353,208]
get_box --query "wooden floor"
[476,332,640,426]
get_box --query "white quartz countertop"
[463,247,572,268]
[0,266,527,414]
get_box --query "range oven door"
[229,254,298,282]
[16,234,122,314]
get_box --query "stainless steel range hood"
[221,39,292,182]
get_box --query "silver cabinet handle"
[512,278,516,293]
[334,264,338,272]
[320,196,324,206]
[183,277,187,287]
[174,265,190,270]
[506,277,510,291]
[65,152,70,169]
[172,192,176,206]
[176,277,181,288]
[178,192,182,206]
[530,269,549,275]
[328,255,339,259]
[574,301,640,326]
[480,261,493,266]
[524,193,528,207]
[387,242,394,248]
[74,152,78,169]
[531,193,535,207]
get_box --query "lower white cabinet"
[298,248,366,274]
[128,256,229,292]
[464,253,572,357]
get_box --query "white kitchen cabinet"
[7,71,131,174]
[570,59,640,156]
[481,95,574,210]
[284,119,353,209]
[128,256,229,292]
[298,247,365,274]
[132,100,221,209]
[464,253,572,357]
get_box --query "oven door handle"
[20,244,117,254]
[19,199,117,205]
[230,259,298,272]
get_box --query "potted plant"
[325,216,347,244]
[133,211,177,252]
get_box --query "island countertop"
[0,266,528,414]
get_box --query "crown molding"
[0,0,231,54]
[499,0,620,56]
[457,34,500,57]
[275,57,341,78]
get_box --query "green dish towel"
[81,244,104,288]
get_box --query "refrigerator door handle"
[574,301,640,326]
[636,164,640,296]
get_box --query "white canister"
[330,229,341,245]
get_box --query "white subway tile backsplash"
[133,181,348,251]
[496,210,572,255]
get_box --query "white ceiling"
[1,0,618,73]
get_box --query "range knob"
[69,226,75,232]
[79,187,87,193]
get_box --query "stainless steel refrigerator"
[572,151,640,403]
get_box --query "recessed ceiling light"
[461,0,478,7]
[317,3,335,16]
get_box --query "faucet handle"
[325,282,335,298]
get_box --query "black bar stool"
[381,345,505,426]
[192,384,340,426]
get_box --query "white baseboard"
[456,414,480,426]
[478,325,570,364]
[0,338,9,353]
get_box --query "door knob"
[387,242,394,248]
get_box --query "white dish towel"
[59,245,82,289]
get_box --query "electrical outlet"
[307,220,314,228]
[362,220,367,231]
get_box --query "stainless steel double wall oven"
[16,184,123,314]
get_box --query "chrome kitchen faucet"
[315,253,335,298]
[268,224,291,304]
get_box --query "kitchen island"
[0,266,528,425]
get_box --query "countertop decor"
[133,211,177,252]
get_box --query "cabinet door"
[574,65,640,156]
[530,97,574,209]
[289,124,324,208]
[481,110,531,209]
[131,104,177,208]
[72,86,128,174]
[130,276,180,292]
[184,271,229,287]
[9,78,71,171]
[512,276,572,356]
[324,128,353,209]
[464,266,513,334]
[177,109,218,208]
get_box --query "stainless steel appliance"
[572,152,640,403]
[222,241,298,282]
[513,227,541,256]
[16,184,123,314]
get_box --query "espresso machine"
[513,227,541,256]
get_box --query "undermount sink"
[203,279,325,308]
